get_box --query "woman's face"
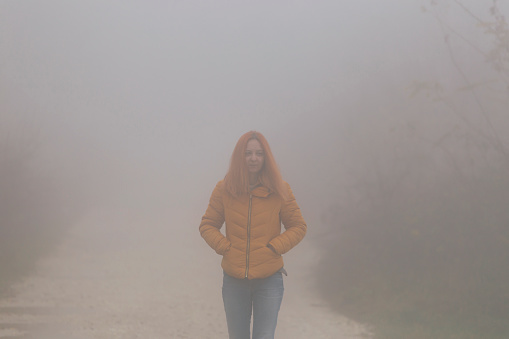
[245,139,264,175]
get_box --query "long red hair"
[224,131,287,200]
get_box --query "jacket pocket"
[220,240,232,256]
[266,244,281,257]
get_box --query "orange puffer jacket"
[199,180,307,280]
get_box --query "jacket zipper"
[245,194,253,278]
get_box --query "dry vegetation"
[0,129,71,294]
[317,163,509,338]
[315,1,509,338]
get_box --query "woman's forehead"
[246,139,262,150]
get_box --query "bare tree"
[414,0,509,166]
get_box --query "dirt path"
[0,212,372,339]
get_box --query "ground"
[0,211,372,339]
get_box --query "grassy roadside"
[326,284,509,339]
[315,167,509,339]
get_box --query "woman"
[199,131,307,339]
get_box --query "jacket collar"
[249,184,272,198]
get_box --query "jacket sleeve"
[199,181,231,255]
[268,182,307,255]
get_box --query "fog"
[2,1,508,337]
[2,1,453,220]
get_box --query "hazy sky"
[2,1,504,227]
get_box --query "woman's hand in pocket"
[267,243,279,255]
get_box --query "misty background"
[2,1,509,338]
[1,1,450,219]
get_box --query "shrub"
[316,163,509,338]
[0,132,70,294]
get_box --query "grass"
[315,166,509,339]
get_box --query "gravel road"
[0,211,372,339]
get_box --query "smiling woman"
[223,132,289,200]
[245,139,264,182]
[199,131,307,339]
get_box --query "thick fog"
[2,1,509,337]
[2,1,462,221]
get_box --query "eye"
[256,152,264,156]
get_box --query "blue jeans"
[222,271,284,339]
